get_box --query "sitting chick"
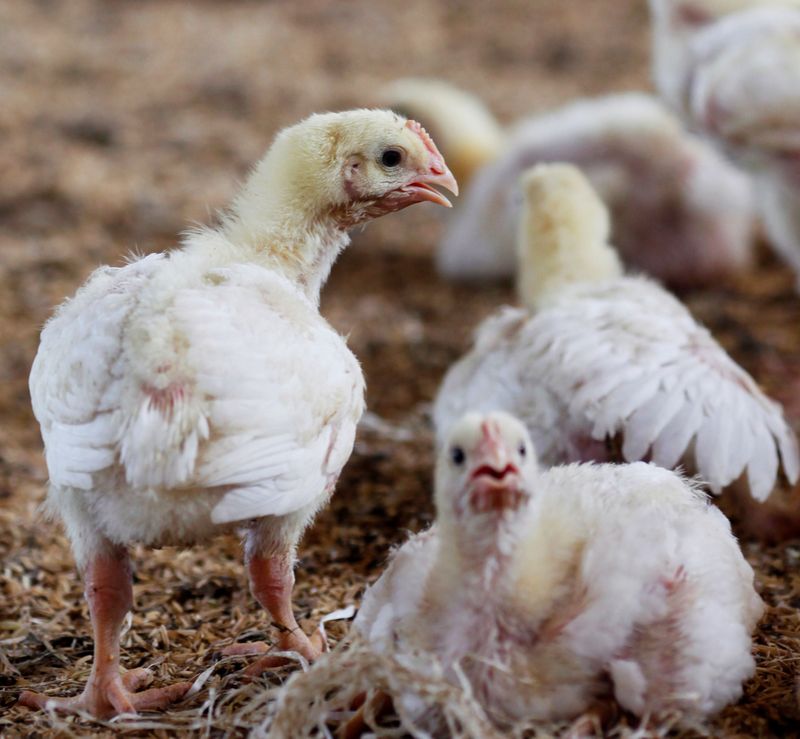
[434,164,798,517]
[356,411,763,727]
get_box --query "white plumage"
[32,245,363,553]
[23,109,457,717]
[385,80,755,288]
[356,412,763,725]
[649,0,800,285]
[434,164,798,503]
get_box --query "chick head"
[436,411,537,530]
[262,109,458,227]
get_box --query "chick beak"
[467,421,524,514]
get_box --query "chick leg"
[18,547,191,718]
[233,552,325,677]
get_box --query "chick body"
[357,413,762,725]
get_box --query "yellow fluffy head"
[230,109,458,233]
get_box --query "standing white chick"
[649,0,800,285]
[434,164,798,509]
[20,110,457,718]
[356,412,763,726]
[386,80,755,289]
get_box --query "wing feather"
[438,276,797,501]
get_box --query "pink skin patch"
[468,479,527,513]
[143,382,186,416]
[676,1,712,27]
[661,565,687,594]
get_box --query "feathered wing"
[167,266,364,524]
[433,307,530,444]
[30,254,170,491]
[534,462,762,716]
[524,278,799,500]
[438,277,799,500]
[31,258,364,524]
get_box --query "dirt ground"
[1,0,800,736]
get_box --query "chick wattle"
[356,412,763,726]
[434,164,798,510]
[386,79,755,289]
[21,109,456,718]
[649,0,800,288]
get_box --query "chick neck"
[218,137,352,307]
[516,181,623,311]
[433,508,527,598]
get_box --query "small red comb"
[406,118,441,159]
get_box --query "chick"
[385,80,755,289]
[434,164,798,509]
[20,110,457,717]
[649,0,800,285]
[356,412,763,726]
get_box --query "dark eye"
[380,148,403,168]
[518,443,526,457]
[451,446,465,466]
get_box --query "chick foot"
[18,668,192,719]
[223,627,326,677]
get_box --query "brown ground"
[1,1,800,736]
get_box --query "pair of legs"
[20,523,321,716]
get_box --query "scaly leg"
[19,547,191,718]
[224,550,325,677]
